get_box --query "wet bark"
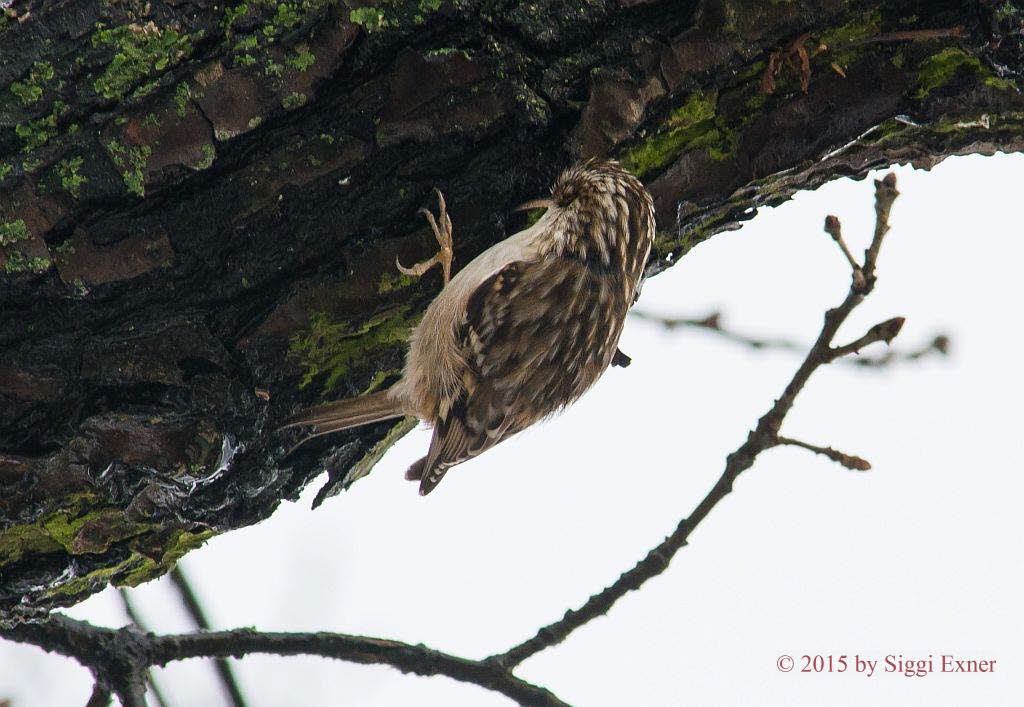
[1,0,1021,618]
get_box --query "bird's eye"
[556,186,577,208]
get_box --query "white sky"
[2,153,1022,706]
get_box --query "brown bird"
[280,159,655,494]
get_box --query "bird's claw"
[397,188,454,285]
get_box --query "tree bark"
[1,0,1021,618]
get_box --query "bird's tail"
[279,390,404,452]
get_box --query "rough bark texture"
[1,0,1022,619]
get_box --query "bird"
[280,159,656,495]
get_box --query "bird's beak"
[512,198,554,213]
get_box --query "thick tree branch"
[85,683,111,707]
[148,628,567,706]
[490,174,903,669]
[1,614,568,707]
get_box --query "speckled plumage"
[282,159,655,494]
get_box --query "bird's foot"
[397,188,454,286]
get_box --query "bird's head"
[512,159,653,266]
[513,159,640,216]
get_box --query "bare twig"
[831,316,905,358]
[116,588,145,630]
[631,310,801,351]
[848,333,949,368]
[489,174,903,669]
[630,310,946,367]
[824,214,866,289]
[168,566,248,707]
[1,614,568,707]
[775,436,871,471]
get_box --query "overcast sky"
[2,153,1022,706]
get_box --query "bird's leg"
[397,188,454,286]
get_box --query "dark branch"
[147,628,567,706]
[824,214,866,289]
[490,174,903,669]
[775,436,872,471]
[116,589,170,707]
[115,589,146,633]
[830,317,905,359]
[169,566,248,707]
[1,614,568,707]
[85,682,111,707]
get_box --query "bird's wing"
[415,261,527,494]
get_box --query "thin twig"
[116,588,145,630]
[824,214,866,289]
[630,310,946,367]
[830,316,905,358]
[489,174,903,669]
[863,174,898,283]
[168,566,247,707]
[775,436,871,471]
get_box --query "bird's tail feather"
[279,390,404,453]
[404,456,451,495]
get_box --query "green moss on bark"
[619,90,720,178]
[289,306,418,393]
[105,140,152,197]
[10,61,55,106]
[913,48,983,98]
[91,22,200,101]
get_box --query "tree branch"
[489,173,903,669]
[775,436,872,471]
[1,614,568,707]
[168,566,248,707]
[115,589,170,707]
[630,310,945,367]
[84,682,111,707]
[148,628,567,706]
